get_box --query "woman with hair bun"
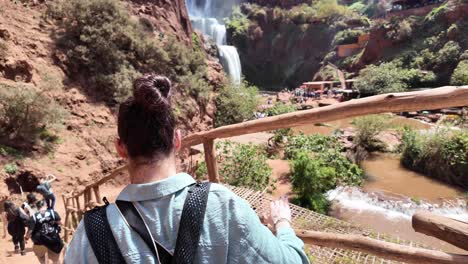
[65,73,309,264]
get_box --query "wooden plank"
[412,211,468,251]
[203,139,220,183]
[182,86,468,148]
[297,230,468,264]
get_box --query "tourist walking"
[36,174,57,210]
[22,193,38,216]
[26,200,63,264]
[65,73,309,264]
[2,200,29,256]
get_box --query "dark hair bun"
[133,74,172,111]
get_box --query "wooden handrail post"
[412,211,468,251]
[203,139,220,183]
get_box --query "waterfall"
[186,0,242,84]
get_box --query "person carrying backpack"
[2,200,29,256]
[64,74,309,264]
[22,193,38,216]
[36,174,57,210]
[26,200,64,264]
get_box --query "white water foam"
[186,0,242,84]
[326,186,468,222]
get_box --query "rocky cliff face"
[247,0,309,8]
[130,0,193,45]
[0,0,223,199]
[227,4,345,89]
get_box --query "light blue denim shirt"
[64,173,309,263]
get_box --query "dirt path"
[0,182,125,263]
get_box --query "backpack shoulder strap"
[173,181,211,264]
[115,200,172,264]
[84,201,126,264]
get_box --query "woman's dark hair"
[27,193,37,205]
[118,73,176,160]
[36,200,45,209]
[4,200,17,218]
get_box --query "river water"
[289,115,468,253]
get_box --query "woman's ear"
[174,129,182,151]
[115,138,129,159]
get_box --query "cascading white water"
[186,0,242,84]
[326,186,468,222]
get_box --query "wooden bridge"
[62,86,468,263]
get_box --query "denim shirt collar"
[117,173,196,202]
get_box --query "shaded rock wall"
[228,6,336,89]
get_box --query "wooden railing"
[188,86,468,182]
[62,166,127,242]
[62,86,468,262]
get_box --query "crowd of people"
[2,174,63,263]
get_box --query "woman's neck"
[128,156,177,184]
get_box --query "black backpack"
[84,182,211,264]
[31,209,64,254]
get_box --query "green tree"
[290,149,363,214]
[451,60,468,85]
[215,80,260,127]
[0,84,64,147]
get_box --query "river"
[274,115,468,253]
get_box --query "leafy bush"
[284,134,341,159]
[424,3,448,23]
[215,80,260,127]
[4,163,18,175]
[400,128,468,189]
[352,115,390,152]
[451,60,468,85]
[289,4,317,24]
[332,29,364,46]
[434,41,461,70]
[349,1,367,14]
[313,0,351,21]
[290,150,363,213]
[386,19,413,42]
[226,6,251,38]
[0,84,64,146]
[355,61,435,95]
[198,141,275,192]
[51,0,207,103]
[264,103,296,117]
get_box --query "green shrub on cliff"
[355,61,435,95]
[226,6,250,38]
[215,80,260,127]
[332,29,365,46]
[451,60,468,85]
[51,0,207,103]
[0,84,63,146]
[400,128,468,189]
[314,0,351,21]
